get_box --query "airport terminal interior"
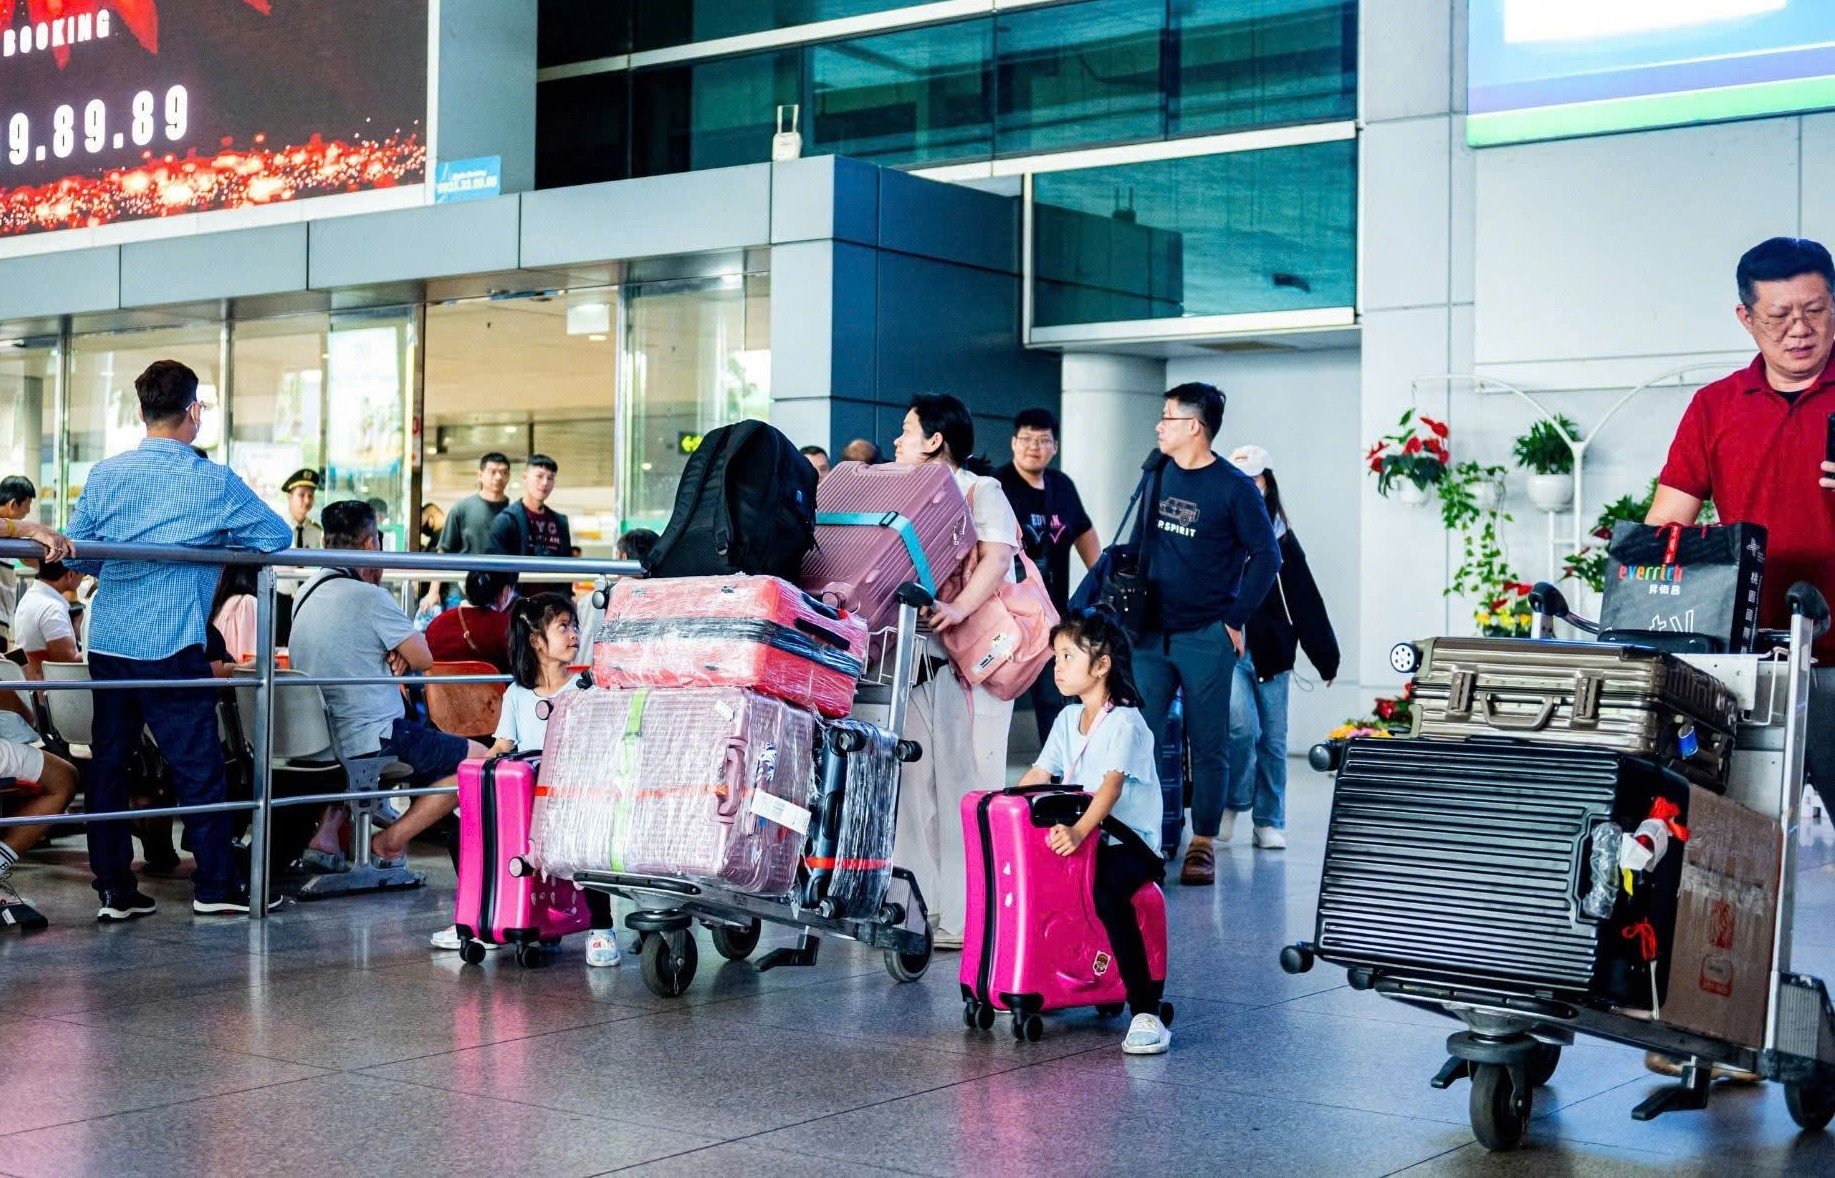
[8,0,1835,1174]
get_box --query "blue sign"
[433,156,501,203]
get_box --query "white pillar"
[1057,352,1167,541]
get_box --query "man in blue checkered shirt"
[65,360,293,920]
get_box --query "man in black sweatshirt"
[1132,383,1281,885]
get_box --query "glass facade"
[0,340,58,524]
[1031,137,1357,326]
[542,0,1357,183]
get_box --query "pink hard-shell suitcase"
[799,461,976,630]
[592,574,867,718]
[532,686,816,898]
[959,785,1170,1039]
[454,753,591,966]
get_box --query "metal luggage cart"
[1279,580,1835,1151]
[572,583,937,999]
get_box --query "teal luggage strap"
[816,511,937,592]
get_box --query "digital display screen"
[1468,0,1835,146]
[0,0,428,239]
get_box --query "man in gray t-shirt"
[292,501,484,872]
[419,451,511,614]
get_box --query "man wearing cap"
[282,468,323,549]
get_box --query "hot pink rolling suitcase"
[532,686,816,898]
[959,785,1170,1039]
[592,574,867,718]
[799,460,976,630]
[454,753,591,966]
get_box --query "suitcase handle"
[795,616,854,650]
[1477,692,1556,732]
[716,738,747,821]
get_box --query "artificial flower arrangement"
[1476,579,1537,637]
[1327,681,1416,740]
[1365,409,1450,497]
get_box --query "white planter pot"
[1473,478,1504,512]
[1395,481,1431,506]
[1526,473,1573,512]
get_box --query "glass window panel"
[633,1,919,53]
[66,325,221,508]
[0,340,58,524]
[809,20,993,166]
[1031,139,1356,327]
[229,312,329,524]
[324,312,412,549]
[995,0,1164,156]
[631,50,802,176]
[539,0,631,66]
[1171,0,1356,136]
[538,74,631,190]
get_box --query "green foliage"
[1511,415,1581,476]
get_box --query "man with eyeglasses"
[63,359,294,919]
[1131,382,1280,886]
[996,407,1098,742]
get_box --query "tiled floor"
[5,764,1835,1177]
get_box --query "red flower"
[1375,699,1396,720]
[1402,680,1416,699]
[1368,455,1384,472]
[1365,442,1386,462]
[1404,436,1423,454]
[1420,416,1450,439]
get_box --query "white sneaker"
[933,928,964,951]
[1253,826,1287,850]
[585,929,622,968]
[430,925,501,952]
[1216,812,1238,844]
[1122,1013,1171,1055]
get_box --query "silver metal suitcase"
[1406,636,1738,789]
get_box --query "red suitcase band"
[804,855,893,870]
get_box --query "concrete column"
[1057,352,1166,541]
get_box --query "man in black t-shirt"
[488,454,572,560]
[1131,383,1280,886]
[995,407,1098,743]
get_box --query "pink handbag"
[939,484,1060,701]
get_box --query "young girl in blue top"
[1014,608,1170,1054]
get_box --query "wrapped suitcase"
[1316,738,1690,1006]
[1405,636,1739,789]
[801,718,910,919]
[800,460,976,630]
[960,786,1170,1034]
[591,575,868,718]
[454,753,592,965]
[1156,694,1188,857]
[532,686,817,898]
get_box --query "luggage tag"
[1677,721,1699,759]
[746,743,812,836]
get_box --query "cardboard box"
[1662,785,1781,1048]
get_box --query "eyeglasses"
[1159,414,1198,424]
[1014,435,1057,450]
[1750,304,1833,336]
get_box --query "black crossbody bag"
[1093,453,1167,638]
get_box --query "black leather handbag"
[1072,452,1166,637]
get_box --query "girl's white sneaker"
[1122,1013,1171,1055]
[585,929,622,968]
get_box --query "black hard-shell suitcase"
[801,719,914,919]
[1405,636,1738,789]
[1315,737,1689,1006]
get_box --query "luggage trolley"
[572,583,936,998]
[1280,580,1835,1151]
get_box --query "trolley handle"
[1787,581,1831,639]
[1528,581,1600,636]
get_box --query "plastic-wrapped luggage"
[802,719,907,919]
[532,686,816,898]
[1405,635,1739,789]
[591,575,867,718]
[1316,737,1688,1005]
[1156,694,1188,857]
[455,753,592,961]
[960,786,1168,1023]
[800,460,976,630]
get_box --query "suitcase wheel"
[1389,642,1421,674]
[457,937,487,966]
[963,999,997,1031]
[514,942,545,969]
[1787,1079,1835,1132]
[709,918,762,962]
[1010,1013,1044,1043]
[1469,1063,1531,1151]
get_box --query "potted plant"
[1562,478,1719,592]
[1474,579,1536,638]
[1366,409,1450,505]
[1512,414,1580,512]
[1437,459,1509,531]
[1326,682,1416,741]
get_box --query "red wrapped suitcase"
[591,575,867,718]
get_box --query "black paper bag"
[1600,522,1767,653]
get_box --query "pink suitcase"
[959,786,1170,1038]
[799,460,976,630]
[454,753,592,966]
[592,575,867,718]
[532,686,816,897]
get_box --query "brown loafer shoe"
[1180,842,1216,886]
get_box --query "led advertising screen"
[0,0,429,240]
[1468,0,1835,147]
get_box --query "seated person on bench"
[0,737,79,925]
[12,560,82,679]
[287,500,486,871]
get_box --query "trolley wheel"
[1018,1014,1044,1043]
[457,937,486,966]
[884,924,933,983]
[1095,1003,1125,1019]
[640,930,698,998]
[1279,944,1315,975]
[1469,1063,1531,1152]
[976,1001,996,1031]
[963,1000,978,1030]
[1786,1079,1835,1132]
[709,918,761,962]
[1159,1000,1175,1027]
[515,942,543,969]
[1529,1043,1560,1088]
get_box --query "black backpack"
[643,420,817,581]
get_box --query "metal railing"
[0,537,638,918]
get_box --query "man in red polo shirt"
[1648,237,1835,1079]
